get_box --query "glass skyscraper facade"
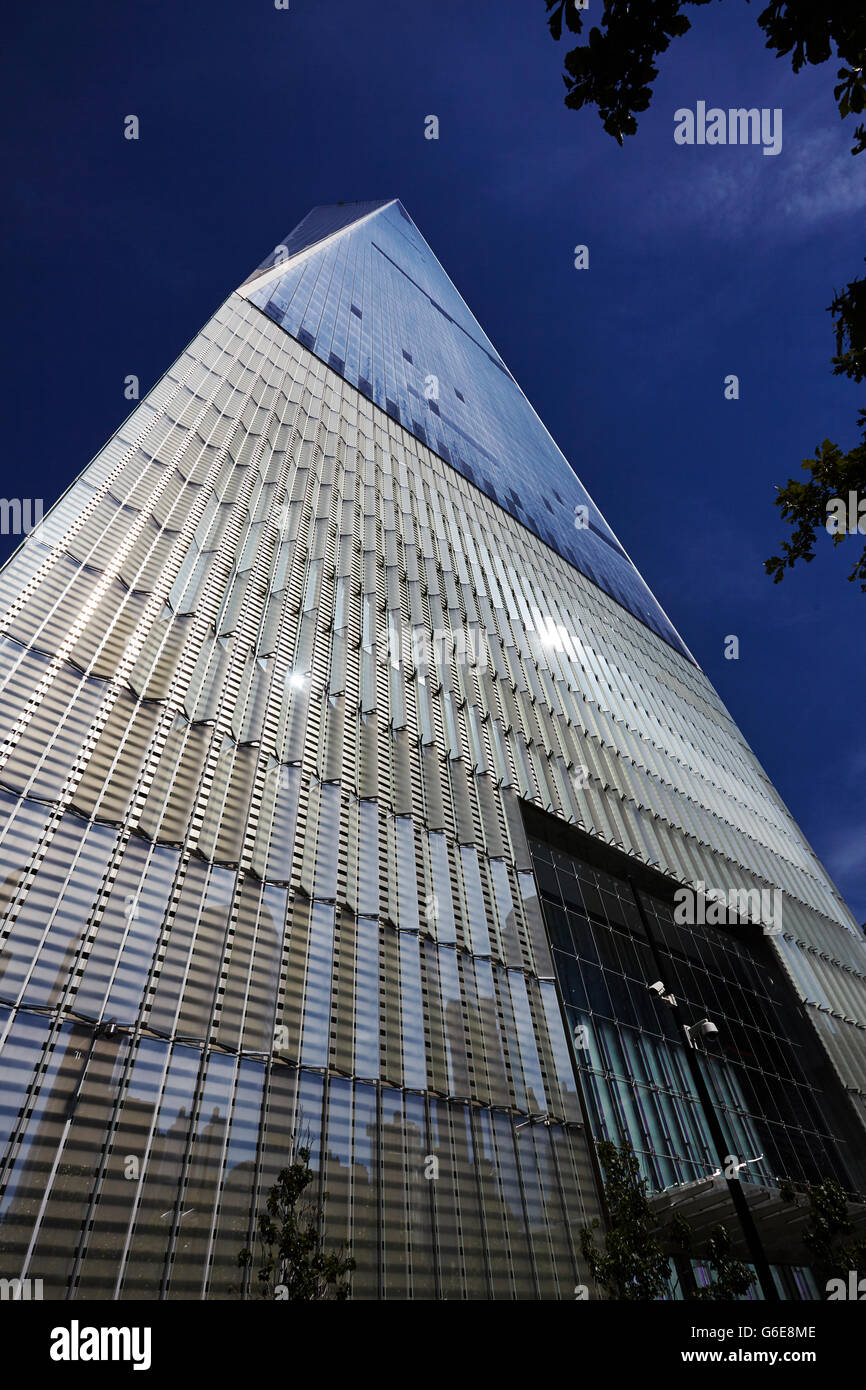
[0,199,864,1299]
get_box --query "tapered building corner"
[0,200,864,1300]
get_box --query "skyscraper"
[0,199,863,1300]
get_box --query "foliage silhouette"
[238,1144,355,1300]
[544,1,866,594]
[580,1139,672,1300]
[670,1211,757,1300]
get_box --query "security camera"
[515,1112,552,1132]
[648,981,677,1007]
[694,1019,718,1038]
[685,1018,719,1047]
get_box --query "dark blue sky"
[2,1,863,921]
